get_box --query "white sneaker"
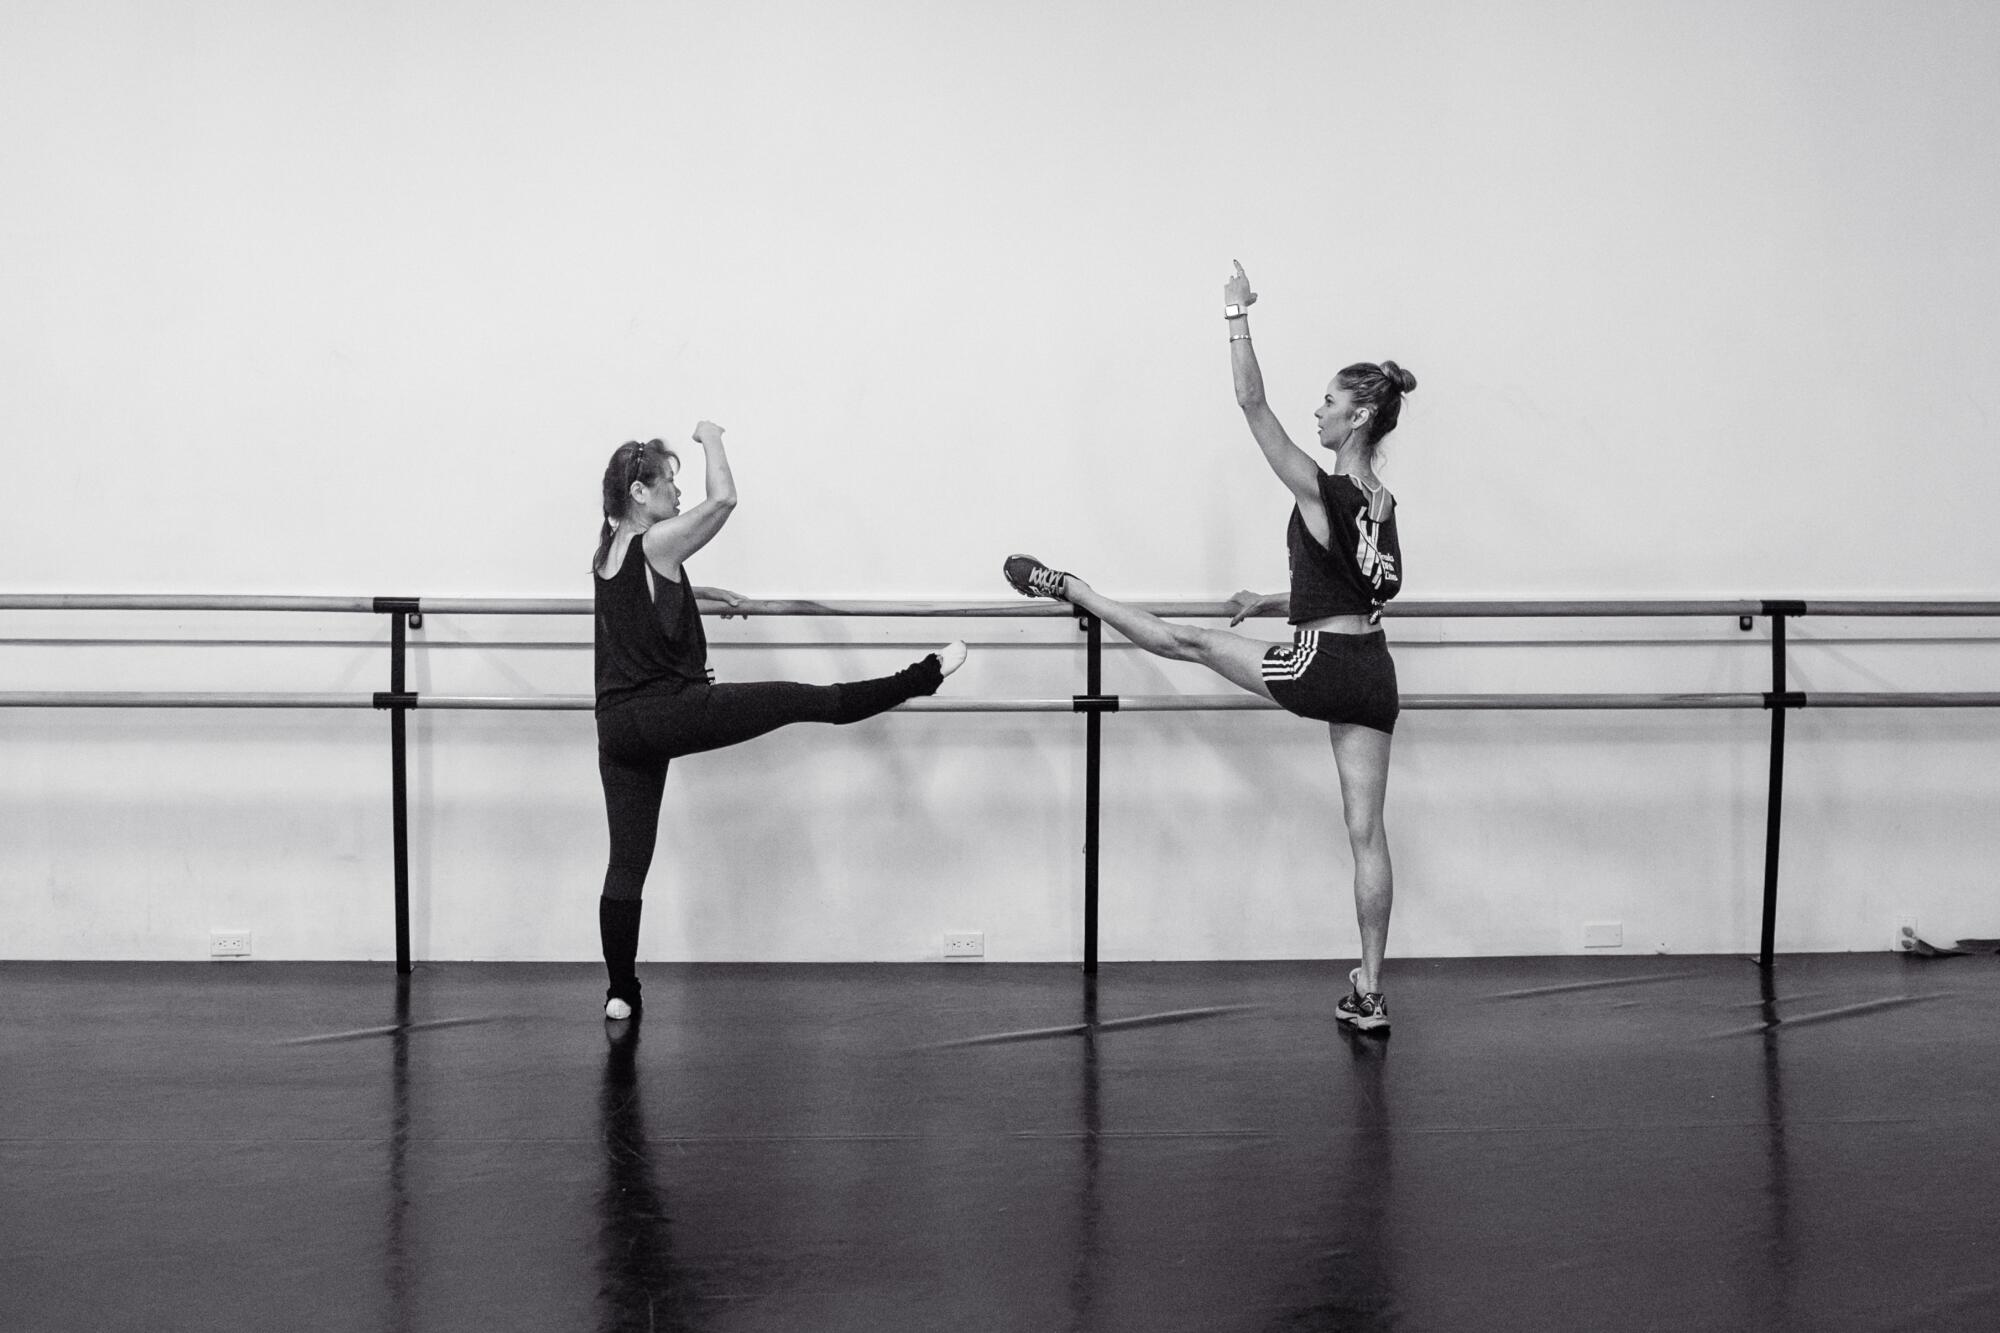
[604,997,633,1021]
[936,641,969,679]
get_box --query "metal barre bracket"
[373,597,423,629]
[372,692,419,710]
[1761,599,1808,617]
[1072,695,1120,714]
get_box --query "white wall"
[4,1,1999,960]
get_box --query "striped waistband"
[1288,627,1385,644]
[1263,628,1386,684]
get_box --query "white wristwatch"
[1223,304,1249,320]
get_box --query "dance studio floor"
[5,954,1998,1332]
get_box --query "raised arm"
[641,421,738,576]
[1226,262,1330,537]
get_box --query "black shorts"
[1260,630,1400,734]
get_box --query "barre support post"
[375,598,421,975]
[1758,601,1806,969]
[1081,612,1102,975]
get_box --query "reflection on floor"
[5,955,1998,1332]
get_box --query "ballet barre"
[12,594,2000,617]
[10,691,2000,711]
[7,594,2000,974]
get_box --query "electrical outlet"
[1895,915,1918,953]
[210,930,251,958]
[1583,922,1622,950]
[944,931,984,959]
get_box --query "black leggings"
[595,663,938,902]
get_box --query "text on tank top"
[1286,471,1403,624]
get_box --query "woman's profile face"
[1315,381,1361,448]
[631,460,682,520]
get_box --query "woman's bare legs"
[1330,722,1393,994]
[1059,576,1277,701]
[1031,567,1394,996]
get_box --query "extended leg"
[1060,575,1277,702]
[1329,722,1394,995]
[659,680,841,755]
[646,661,945,760]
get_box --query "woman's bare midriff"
[1297,613,1377,635]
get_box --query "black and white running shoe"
[1002,554,1073,602]
[1335,968,1389,1033]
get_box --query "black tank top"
[594,538,710,708]
[1287,471,1403,624]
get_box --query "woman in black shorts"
[1004,261,1410,1033]
[595,421,967,1020]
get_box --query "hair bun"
[1380,360,1416,394]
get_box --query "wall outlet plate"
[1583,922,1623,950]
[1896,915,1918,952]
[944,931,984,958]
[210,930,251,958]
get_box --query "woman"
[1004,262,1411,1033]
[594,421,967,1020]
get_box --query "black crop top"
[1286,471,1403,625]
[593,539,711,708]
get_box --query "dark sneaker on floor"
[1336,967,1389,1033]
[1003,554,1073,601]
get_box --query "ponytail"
[591,514,619,577]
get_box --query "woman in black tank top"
[590,424,969,1021]
[1003,261,1415,1033]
